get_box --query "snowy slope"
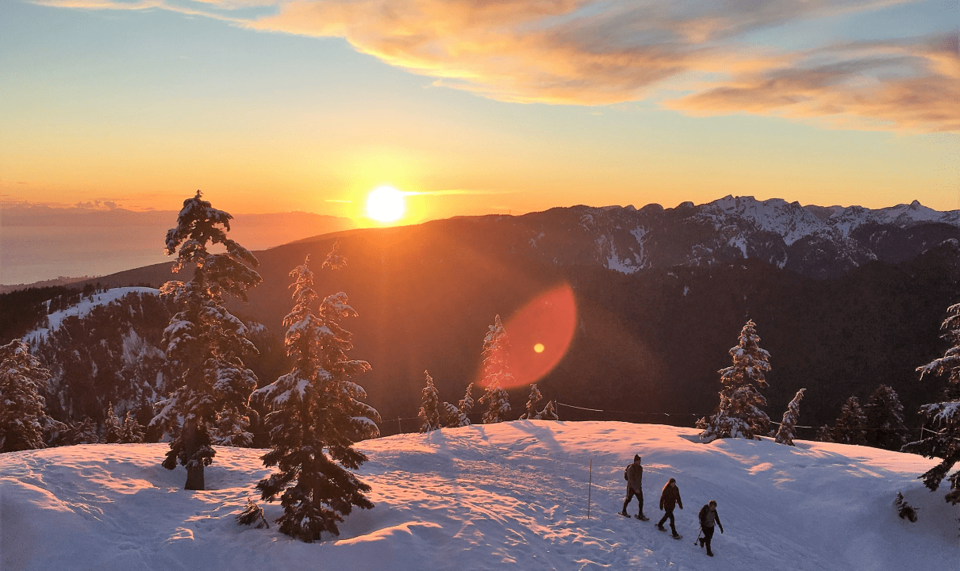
[24,287,159,344]
[2,422,957,571]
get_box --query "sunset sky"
[1,0,958,224]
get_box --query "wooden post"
[587,458,593,519]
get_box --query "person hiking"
[657,478,683,538]
[620,455,647,520]
[698,500,724,557]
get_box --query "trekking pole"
[694,527,702,546]
[587,458,593,519]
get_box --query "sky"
[1,0,958,225]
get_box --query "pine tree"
[479,315,513,424]
[903,301,960,506]
[0,339,53,452]
[539,400,560,420]
[520,384,543,420]
[834,396,867,445]
[439,401,468,428]
[254,255,381,541]
[66,417,100,445]
[457,383,475,425]
[149,191,262,490]
[815,424,834,442]
[775,388,806,446]
[119,411,145,444]
[103,402,122,444]
[697,320,771,442]
[418,371,442,432]
[864,384,908,451]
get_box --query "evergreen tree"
[119,411,145,444]
[834,396,867,445]
[254,255,381,542]
[0,339,53,452]
[66,417,100,445]
[864,384,908,451]
[149,191,262,490]
[697,320,771,442]
[103,402,122,444]
[479,315,513,424]
[775,388,806,446]
[418,370,442,432]
[439,401,468,428]
[539,400,560,420]
[815,424,834,442]
[903,301,960,507]
[520,384,543,420]
[457,383,475,424]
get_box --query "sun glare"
[366,186,406,223]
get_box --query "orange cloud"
[40,0,959,132]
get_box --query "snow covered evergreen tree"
[65,417,100,445]
[254,255,381,541]
[439,401,467,428]
[119,411,145,444]
[520,384,543,420]
[539,400,559,420]
[478,315,513,424]
[103,402,122,444]
[864,384,908,451]
[150,191,262,490]
[903,301,960,507]
[775,388,805,446]
[815,424,834,442]
[697,320,771,442]
[834,396,867,445]
[0,339,53,452]
[418,371,442,432]
[458,383,475,424]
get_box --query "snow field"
[1,421,958,571]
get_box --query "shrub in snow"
[103,402,122,444]
[119,411,145,444]
[895,492,918,522]
[254,254,380,542]
[479,315,513,424]
[520,384,543,420]
[150,191,262,491]
[0,339,53,452]
[775,388,806,446]
[865,384,908,451]
[418,371,442,432]
[64,417,100,445]
[815,424,834,442]
[697,320,771,442]
[903,301,960,507]
[237,498,269,529]
[539,400,560,420]
[834,396,867,445]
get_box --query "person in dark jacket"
[620,454,647,519]
[698,500,724,557]
[657,478,683,537]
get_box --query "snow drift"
[2,421,958,570]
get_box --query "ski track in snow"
[1,422,958,570]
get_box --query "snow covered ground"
[2,421,957,570]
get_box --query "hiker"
[698,500,724,557]
[620,454,647,520]
[657,478,683,537]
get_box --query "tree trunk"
[182,419,205,491]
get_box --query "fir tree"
[0,339,53,452]
[815,424,834,442]
[539,400,560,420]
[457,383,475,424]
[775,388,806,446]
[119,411,145,444]
[479,315,513,424]
[697,320,771,442]
[520,384,543,420]
[254,255,381,542]
[903,301,960,507]
[103,402,122,444]
[834,396,867,445]
[439,401,467,428]
[418,371,442,432]
[864,384,908,451]
[149,191,262,490]
[66,417,100,445]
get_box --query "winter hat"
[634,454,641,463]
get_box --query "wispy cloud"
[37,0,959,132]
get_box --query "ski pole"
[694,527,703,546]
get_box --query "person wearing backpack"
[698,500,724,557]
[657,478,683,537]
[620,454,647,520]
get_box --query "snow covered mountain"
[2,422,957,570]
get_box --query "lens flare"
[495,283,577,389]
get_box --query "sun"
[366,186,406,223]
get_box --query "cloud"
[37,0,960,132]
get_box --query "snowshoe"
[672,534,683,540]
[635,514,649,521]
[618,511,630,518]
